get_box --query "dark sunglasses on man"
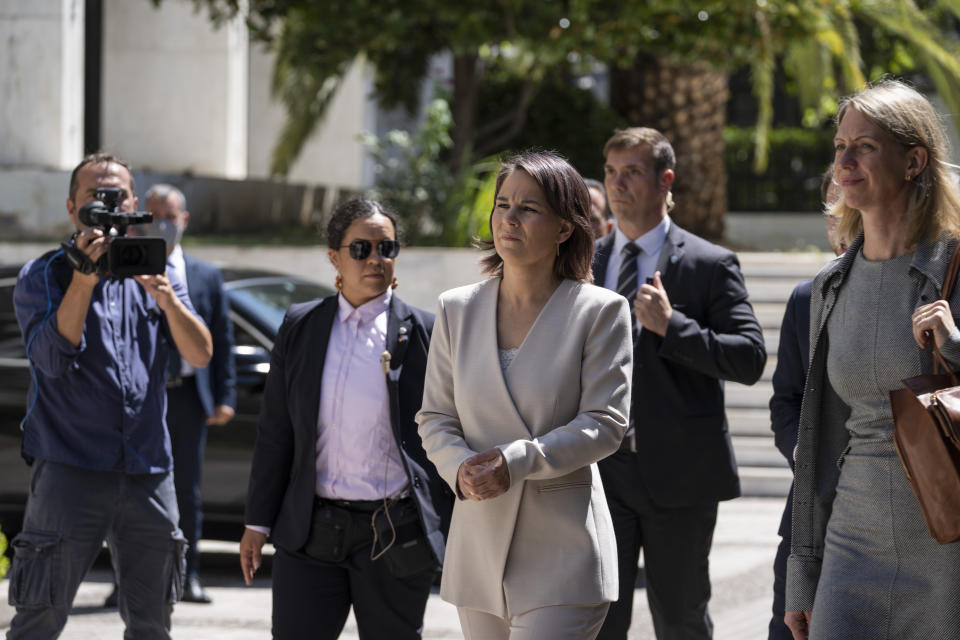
[340,239,400,260]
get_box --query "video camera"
[63,187,167,278]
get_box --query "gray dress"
[813,249,960,639]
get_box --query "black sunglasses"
[339,238,400,260]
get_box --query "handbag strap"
[932,240,960,377]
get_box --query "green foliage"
[475,68,627,181]
[725,125,834,212]
[360,98,498,247]
[0,525,8,579]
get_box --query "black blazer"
[244,294,453,564]
[593,223,766,506]
[183,254,236,416]
[769,279,811,537]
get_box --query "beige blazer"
[417,277,633,617]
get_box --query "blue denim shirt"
[14,252,198,474]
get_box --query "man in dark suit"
[102,184,235,606]
[593,127,767,639]
[144,184,236,603]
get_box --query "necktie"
[616,243,641,303]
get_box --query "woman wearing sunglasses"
[417,151,633,639]
[239,199,453,639]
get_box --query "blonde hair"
[832,79,960,247]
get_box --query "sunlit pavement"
[0,497,782,639]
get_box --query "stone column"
[100,0,248,177]
[0,0,84,169]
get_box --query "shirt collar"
[613,215,671,256]
[337,287,392,326]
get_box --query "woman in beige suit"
[417,151,633,639]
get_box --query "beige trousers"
[458,603,610,640]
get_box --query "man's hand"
[239,528,267,586]
[634,270,672,337]
[135,273,180,313]
[207,404,235,426]
[457,448,510,501]
[73,228,108,285]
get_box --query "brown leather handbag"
[889,241,960,544]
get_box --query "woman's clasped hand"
[457,448,510,501]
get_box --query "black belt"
[166,374,195,389]
[318,495,410,513]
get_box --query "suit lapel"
[655,222,686,287]
[182,252,202,302]
[592,234,615,286]
[384,296,412,438]
[479,279,534,438]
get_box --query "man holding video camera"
[8,153,212,640]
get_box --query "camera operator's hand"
[57,228,109,347]
[135,273,178,312]
[74,228,108,285]
[136,273,214,369]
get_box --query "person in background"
[104,184,236,607]
[8,153,212,639]
[240,199,452,639]
[593,127,766,640]
[767,165,844,640]
[585,177,613,238]
[785,79,960,639]
[417,150,632,639]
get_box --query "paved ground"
[0,497,784,639]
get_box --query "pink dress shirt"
[246,289,408,535]
[315,289,408,500]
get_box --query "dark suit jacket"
[593,222,766,507]
[769,279,811,537]
[244,294,452,565]
[183,254,237,416]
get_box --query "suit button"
[413,476,422,489]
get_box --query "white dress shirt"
[166,244,194,377]
[603,216,671,332]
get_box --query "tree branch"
[473,79,537,157]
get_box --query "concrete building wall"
[0,0,84,169]
[246,47,371,190]
[100,0,248,177]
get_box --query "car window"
[227,281,332,334]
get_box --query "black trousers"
[768,488,793,640]
[272,502,435,640]
[596,450,718,640]
[167,377,208,578]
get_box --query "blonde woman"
[786,80,960,639]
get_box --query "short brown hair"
[68,152,135,202]
[479,151,594,283]
[603,127,676,175]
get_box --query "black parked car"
[0,264,334,541]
